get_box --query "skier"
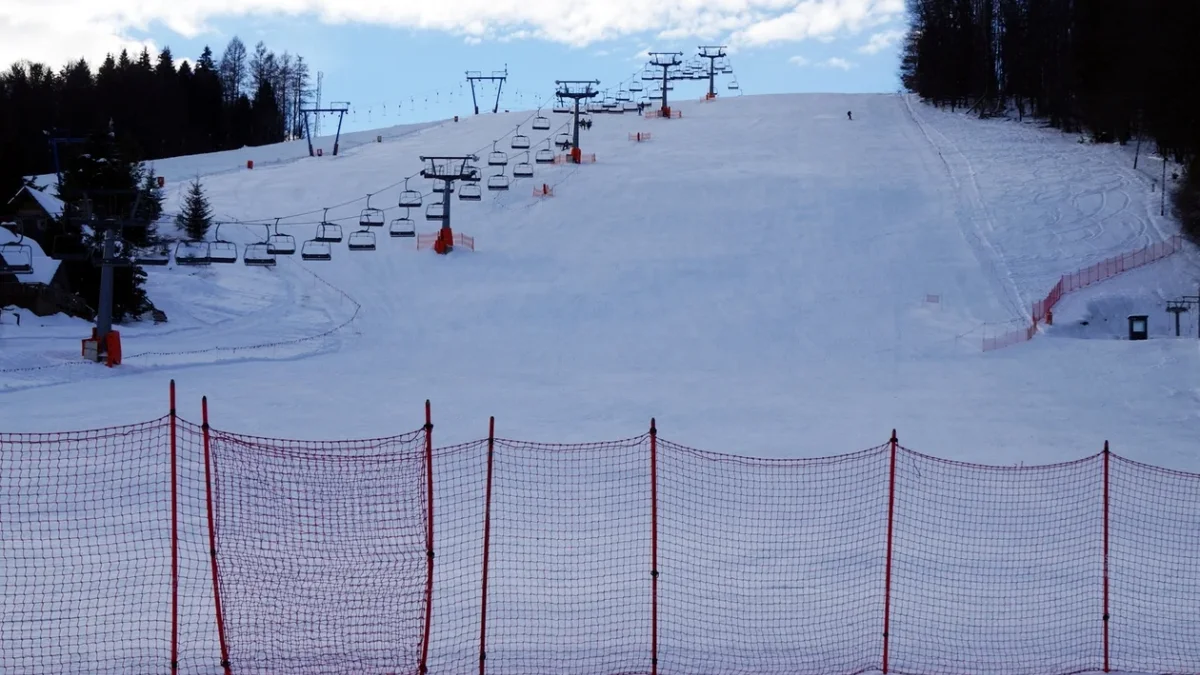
[847,110,853,121]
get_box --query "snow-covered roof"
[7,185,65,217]
[0,223,60,285]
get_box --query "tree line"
[899,0,1199,236]
[0,36,313,203]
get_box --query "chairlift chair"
[209,223,239,263]
[133,243,171,266]
[300,238,332,261]
[459,182,482,201]
[555,132,571,146]
[535,148,556,164]
[175,240,211,265]
[513,161,534,178]
[630,81,643,92]
[512,130,531,149]
[533,113,552,129]
[623,101,639,112]
[464,165,481,182]
[348,229,377,251]
[389,213,416,237]
[729,78,740,90]
[267,219,296,255]
[426,202,445,221]
[487,173,511,191]
[433,180,448,193]
[0,229,34,275]
[360,195,385,227]
[488,142,508,167]
[243,242,276,266]
[399,178,423,208]
[316,222,343,243]
[616,91,631,102]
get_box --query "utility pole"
[554,80,600,158]
[466,66,509,114]
[698,45,727,100]
[648,52,683,117]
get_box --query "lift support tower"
[554,80,600,160]
[698,45,727,100]
[648,52,683,117]
[420,155,478,253]
[466,67,508,114]
[300,101,350,156]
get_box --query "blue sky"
[2,2,908,134]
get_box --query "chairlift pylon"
[267,218,296,255]
[399,178,422,208]
[209,223,238,263]
[348,229,377,251]
[0,225,34,275]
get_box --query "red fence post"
[882,430,899,674]
[420,400,435,674]
[169,380,179,672]
[479,417,496,675]
[1103,441,1111,672]
[201,396,233,675]
[650,418,659,675]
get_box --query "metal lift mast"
[465,66,509,114]
[648,52,683,116]
[698,45,728,99]
[554,80,601,153]
[419,155,478,253]
[300,101,350,157]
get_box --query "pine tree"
[176,177,213,241]
[133,165,165,245]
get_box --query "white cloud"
[857,27,904,54]
[788,55,810,66]
[0,0,907,67]
[823,56,855,69]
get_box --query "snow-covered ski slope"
[2,93,1198,468]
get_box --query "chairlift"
[267,218,296,255]
[642,71,658,81]
[300,238,331,261]
[426,202,445,221]
[629,81,643,92]
[399,178,422,208]
[348,229,377,251]
[360,194,385,227]
[535,148,556,164]
[0,227,34,275]
[513,161,534,178]
[487,173,511,191]
[464,165,481,182]
[459,182,482,201]
[243,242,276,266]
[390,213,416,237]
[209,223,238,263]
[433,180,448,193]
[488,141,508,167]
[316,210,343,242]
[511,129,531,149]
[729,78,739,90]
[555,132,571,146]
[616,90,631,102]
[533,113,552,129]
[175,240,211,265]
[623,101,638,112]
[133,243,171,266]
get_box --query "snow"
[2,92,1197,469]
[2,91,1200,675]
[8,185,66,218]
[0,223,61,285]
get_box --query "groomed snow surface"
[3,93,1199,675]
[3,93,1197,467]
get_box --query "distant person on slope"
[847,110,853,121]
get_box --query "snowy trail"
[2,93,1198,469]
